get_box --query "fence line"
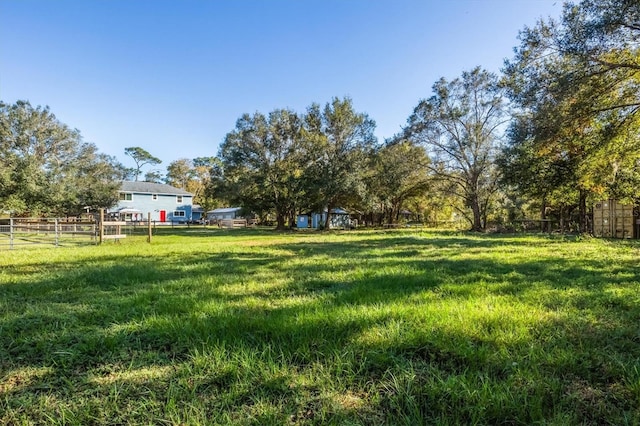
[0,218,98,249]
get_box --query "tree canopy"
[0,100,125,216]
[218,109,306,229]
[125,146,162,182]
[304,97,377,228]
[502,0,640,230]
[369,139,431,225]
[215,98,377,229]
[404,67,507,231]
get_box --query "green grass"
[1,229,639,425]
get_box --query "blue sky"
[1,0,562,170]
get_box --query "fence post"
[54,218,59,247]
[9,218,14,250]
[147,212,152,243]
[99,209,104,244]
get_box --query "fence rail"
[0,218,97,249]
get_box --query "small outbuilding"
[207,207,243,222]
[191,205,204,222]
[592,199,637,239]
[301,208,354,229]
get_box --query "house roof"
[207,207,242,214]
[120,181,192,196]
[331,208,349,214]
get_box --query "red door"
[160,210,166,222]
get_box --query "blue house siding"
[192,206,204,221]
[109,181,194,222]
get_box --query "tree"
[0,100,125,216]
[502,0,640,230]
[219,109,306,230]
[164,157,223,211]
[404,67,507,231]
[143,170,163,183]
[69,148,127,215]
[124,147,161,181]
[370,139,431,224]
[192,156,223,212]
[303,97,377,229]
[165,158,193,189]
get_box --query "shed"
[311,208,353,229]
[207,207,243,221]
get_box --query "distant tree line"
[2,0,638,231]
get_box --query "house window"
[174,211,185,217]
[119,192,133,201]
[152,194,158,201]
[176,195,183,203]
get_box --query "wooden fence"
[219,219,248,229]
[0,218,97,249]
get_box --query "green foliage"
[0,100,124,216]
[191,156,224,212]
[219,109,306,229]
[124,146,162,182]
[369,139,431,224]
[164,158,193,189]
[405,67,507,231]
[217,98,377,229]
[303,97,377,228]
[1,230,639,424]
[502,0,640,226]
[143,169,164,183]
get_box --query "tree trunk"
[579,190,587,233]
[470,194,483,231]
[324,205,332,230]
[275,211,287,230]
[540,196,547,232]
[288,209,296,229]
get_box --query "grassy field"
[1,229,639,425]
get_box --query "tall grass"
[1,229,639,424]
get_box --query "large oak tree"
[304,97,377,229]
[404,67,507,231]
[0,101,125,216]
[219,109,306,229]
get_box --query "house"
[109,181,194,223]
[206,207,243,222]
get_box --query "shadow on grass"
[1,231,639,424]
